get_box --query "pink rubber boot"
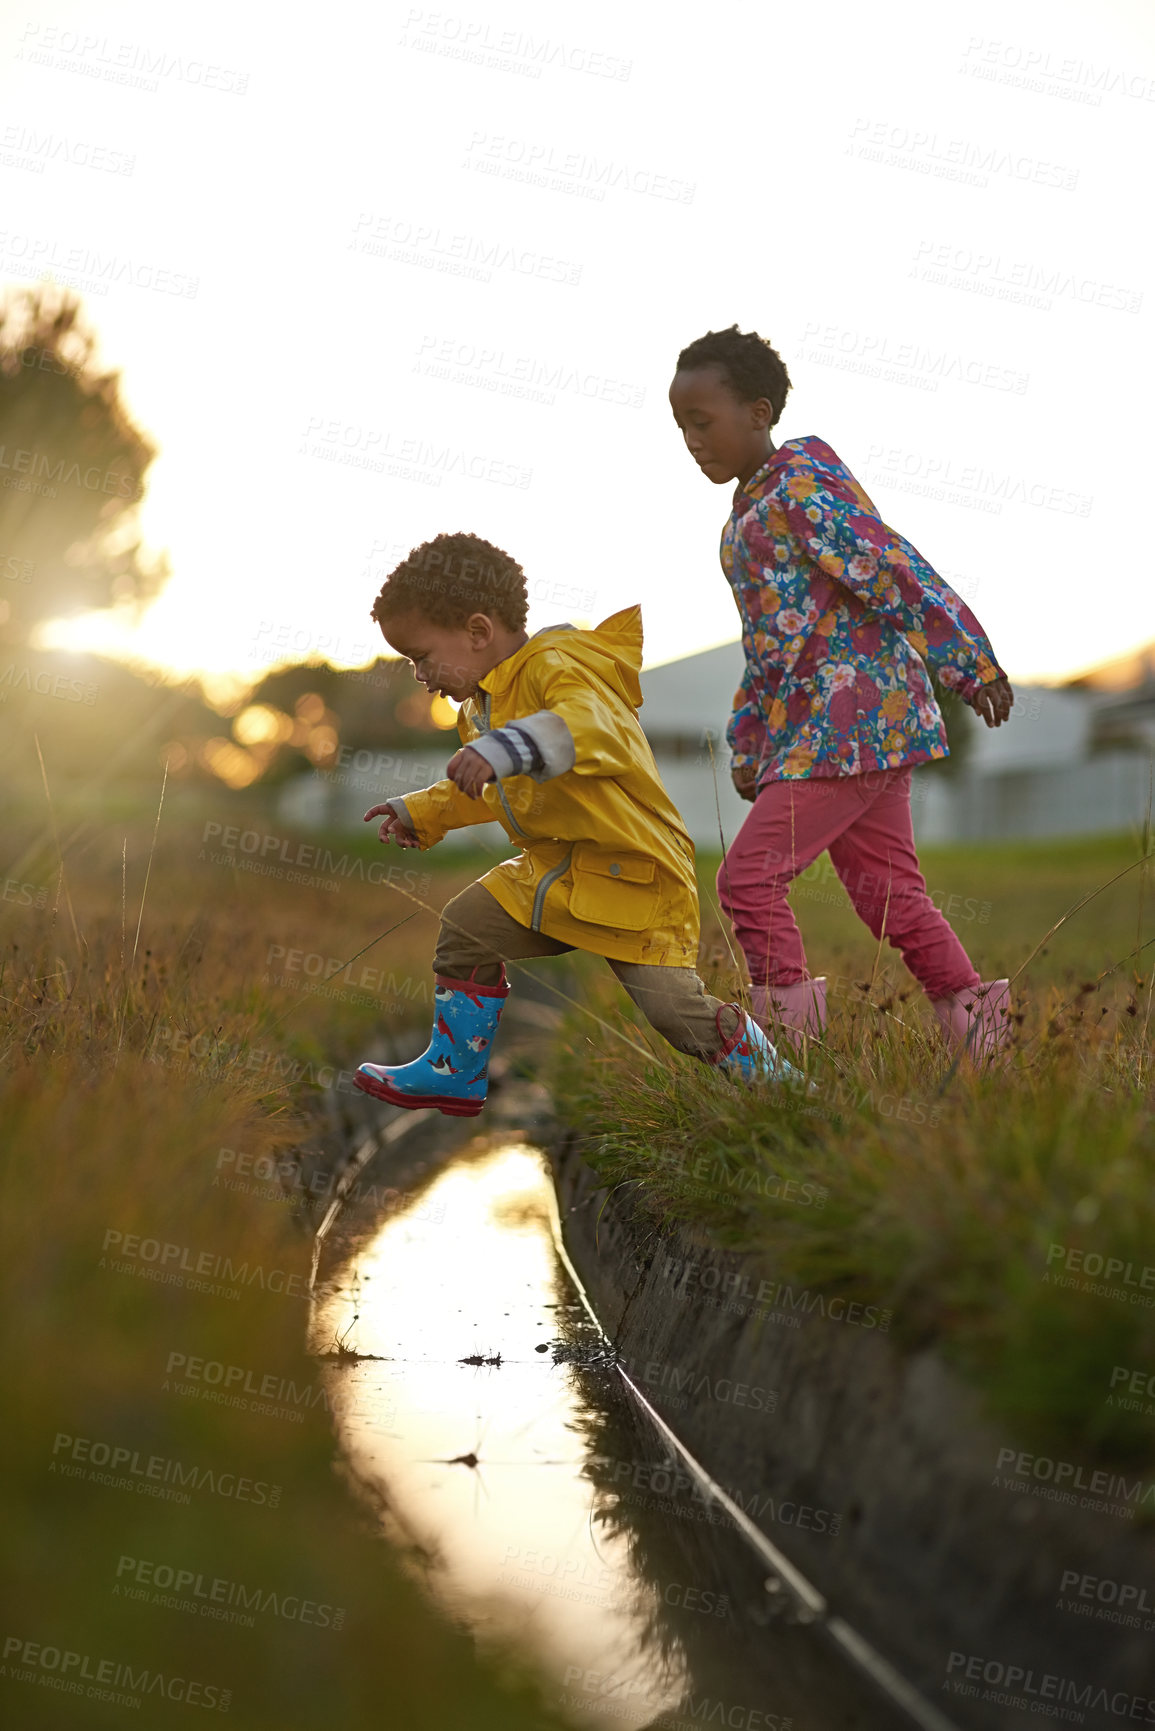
[929,979,1011,1065]
[751,978,827,1042]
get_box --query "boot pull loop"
[712,1002,747,1062]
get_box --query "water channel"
[309,1128,928,1731]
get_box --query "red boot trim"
[353,1070,485,1116]
[710,1003,748,1066]
[434,967,511,1000]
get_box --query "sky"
[1,0,1152,691]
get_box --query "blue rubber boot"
[355,970,510,1117]
[711,1003,808,1087]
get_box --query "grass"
[552,831,1155,1468]
[7,762,1153,1726]
[0,786,567,1730]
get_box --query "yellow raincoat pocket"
[568,843,661,931]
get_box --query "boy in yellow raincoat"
[354,531,797,1116]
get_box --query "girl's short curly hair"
[675,325,792,426]
[370,532,528,632]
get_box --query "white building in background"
[279,640,1155,848]
[635,641,749,847]
[912,686,1152,844]
[636,639,1154,847]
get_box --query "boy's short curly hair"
[370,532,528,632]
[675,325,792,426]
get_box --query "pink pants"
[716,767,981,997]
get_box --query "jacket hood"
[483,604,644,711]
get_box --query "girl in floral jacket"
[669,325,1015,1062]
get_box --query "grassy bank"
[553,832,1155,1467]
[1,793,564,1730]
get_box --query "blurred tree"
[0,284,166,646]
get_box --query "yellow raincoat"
[394,607,700,966]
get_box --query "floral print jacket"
[722,437,1006,783]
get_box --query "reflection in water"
[311,1140,908,1731]
[310,1143,688,1729]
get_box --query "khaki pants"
[434,882,729,1061]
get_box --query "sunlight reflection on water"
[310,1141,687,1728]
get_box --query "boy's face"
[378,609,499,703]
[668,365,775,487]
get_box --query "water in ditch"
[309,1137,918,1731]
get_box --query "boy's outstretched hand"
[364,805,421,847]
[447,746,496,799]
[967,677,1014,728]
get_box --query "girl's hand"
[968,677,1014,728]
[364,805,420,847]
[731,763,759,803]
[447,746,496,799]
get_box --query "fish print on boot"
[355,971,510,1117]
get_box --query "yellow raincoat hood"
[395,606,700,967]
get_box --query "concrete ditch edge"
[549,1128,1155,1725]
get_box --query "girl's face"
[668,365,775,488]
